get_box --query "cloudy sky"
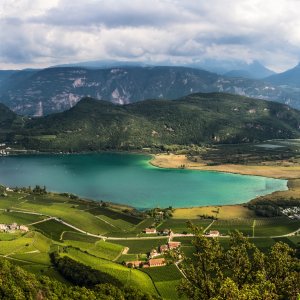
[1,0,300,71]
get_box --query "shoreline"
[150,153,300,180]
[1,151,298,210]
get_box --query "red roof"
[148,258,166,267]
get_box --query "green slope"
[2,92,300,151]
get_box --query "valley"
[0,184,299,299]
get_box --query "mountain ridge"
[0,65,297,116]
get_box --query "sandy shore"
[150,153,300,179]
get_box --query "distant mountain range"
[1,64,299,116]
[266,63,300,87]
[1,93,300,151]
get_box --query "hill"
[0,66,296,116]
[6,93,300,152]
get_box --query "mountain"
[0,66,295,116]
[224,61,275,79]
[6,93,300,152]
[266,62,300,87]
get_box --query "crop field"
[62,231,100,243]
[155,280,184,300]
[209,217,299,237]
[63,239,124,260]
[95,215,135,231]
[88,206,142,224]
[109,238,168,254]
[173,205,255,220]
[15,201,118,235]
[0,211,45,225]
[143,265,184,299]
[0,192,28,209]
[33,219,77,241]
[157,218,211,233]
[172,236,193,245]
[63,247,158,295]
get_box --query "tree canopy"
[177,223,300,300]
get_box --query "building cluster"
[0,143,11,156]
[0,223,29,233]
[281,206,300,220]
[143,227,172,235]
[125,240,181,269]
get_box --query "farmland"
[0,185,299,299]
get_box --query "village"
[124,227,220,269]
[281,206,300,220]
[0,222,29,233]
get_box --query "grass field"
[109,238,168,254]
[63,247,158,295]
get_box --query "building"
[159,244,169,253]
[0,224,7,231]
[167,241,181,249]
[19,225,29,232]
[160,228,171,235]
[149,249,159,258]
[125,261,143,268]
[208,230,220,237]
[143,228,157,234]
[148,258,166,267]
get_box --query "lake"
[0,153,287,209]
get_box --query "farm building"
[208,230,220,237]
[148,258,166,267]
[143,228,157,234]
[125,261,143,268]
[167,241,181,249]
[159,244,169,253]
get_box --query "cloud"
[0,0,300,71]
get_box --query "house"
[208,230,220,237]
[0,224,7,231]
[148,258,166,267]
[167,241,181,250]
[149,249,159,258]
[125,261,143,268]
[159,244,169,253]
[143,228,157,234]
[19,225,29,232]
[9,223,18,230]
[160,228,171,236]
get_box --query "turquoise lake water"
[0,153,288,209]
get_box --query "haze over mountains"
[0,61,300,117]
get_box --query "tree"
[177,223,300,300]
